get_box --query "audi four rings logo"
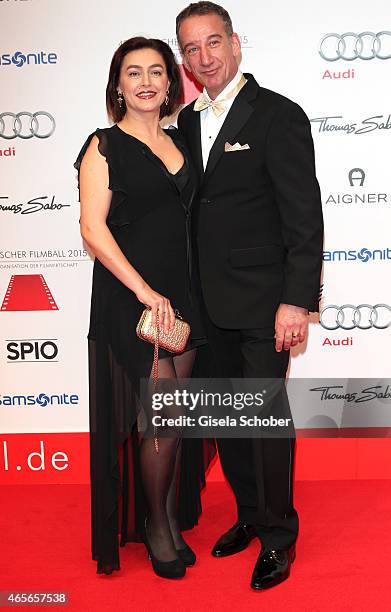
[319,32,391,61]
[0,112,55,139]
[320,304,391,330]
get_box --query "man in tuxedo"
[176,1,323,590]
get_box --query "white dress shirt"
[199,70,244,170]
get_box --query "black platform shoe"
[176,542,196,567]
[143,519,186,579]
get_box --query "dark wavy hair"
[176,1,233,49]
[106,37,183,123]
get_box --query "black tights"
[140,349,195,561]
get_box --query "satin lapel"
[204,77,258,183]
[187,108,204,184]
[174,136,198,212]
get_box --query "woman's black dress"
[74,125,215,575]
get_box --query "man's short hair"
[176,1,234,49]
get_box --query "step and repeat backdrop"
[1,0,390,483]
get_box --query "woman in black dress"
[74,37,214,578]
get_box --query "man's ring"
[292,332,298,338]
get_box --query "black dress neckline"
[114,124,185,176]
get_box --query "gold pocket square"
[224,141,251,152]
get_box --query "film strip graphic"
[0,275,58,312]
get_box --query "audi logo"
[320,304,391,330]
[319,31,391,61]
[0,112,55,139]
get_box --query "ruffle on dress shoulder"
[73,128,131,228]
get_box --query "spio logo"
[6,339,59,362]
[0,50,58,67]
[348,168,365,187]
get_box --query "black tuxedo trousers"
[198,297,298,548]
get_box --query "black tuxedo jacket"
[178,73,324,329]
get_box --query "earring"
[164,90,169,106]
[117,91,124,108]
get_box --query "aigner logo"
[323,169,390,205]
[6,339,59,362]
[348,168,365,187]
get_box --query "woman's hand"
[136,284,175,334]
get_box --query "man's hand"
[275,303,309,352]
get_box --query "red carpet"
[1,480,391,611]
[0,275,58,312]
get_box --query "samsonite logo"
[0,393,79,406]
[0,50,58,68]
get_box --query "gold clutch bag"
[136,308,190,355]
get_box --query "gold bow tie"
[193,94,227,116]
[193,74,247,117]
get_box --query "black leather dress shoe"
[250,544,296,590]
[211,522,257,557]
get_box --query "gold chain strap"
[152,311,159,453]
